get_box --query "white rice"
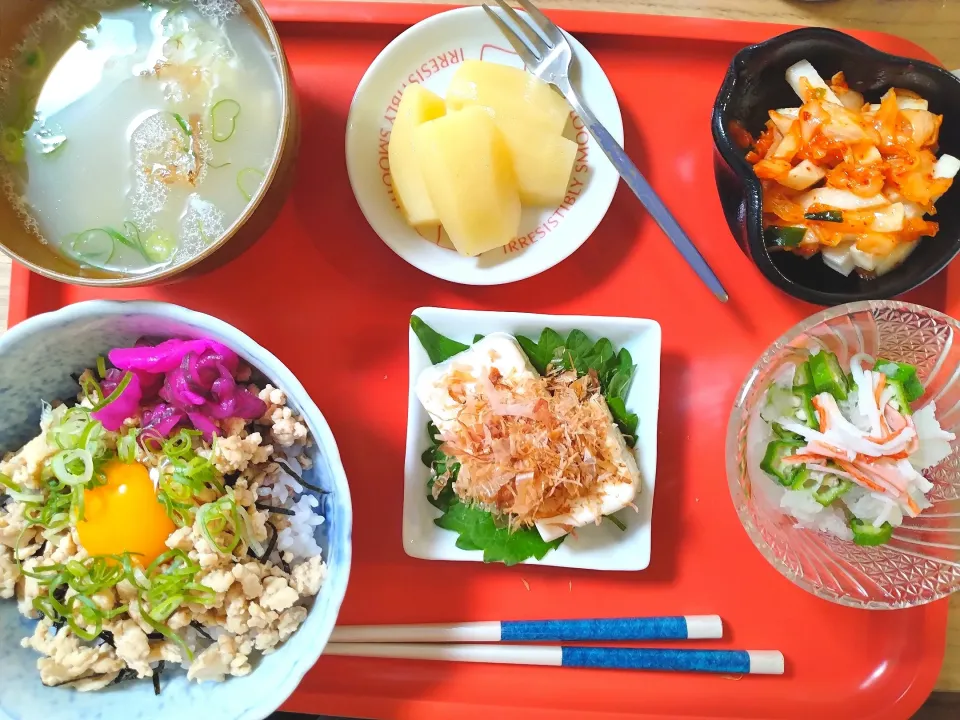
[257,450,325,561]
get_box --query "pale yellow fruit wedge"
[415,106,521,257]
[497,120,577,206]
[388,84,447,227]
[446,60,570,136]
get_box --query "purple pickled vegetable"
[141,403,184,436]
[137,370,164,400]
[160,365,208,409]
[92,372,143,432]
[187,412,219,439]
[190,350,229,389]
[109,339,237,375]
[232,390,266,420]
[98,337,266,438]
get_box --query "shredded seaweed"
[275,460,328,494]
[50,584,68,631]
[110,667,139,686]
[46,670,116,689]
[190,620,214,642]
[223,471,239,487]
[97,630,116,648]
[247,520,282,569]
[264,520,280,563]
[146,631,165,641]
[153,660,164,696]
[254,502,295,516]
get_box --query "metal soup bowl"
[0,0,299,287]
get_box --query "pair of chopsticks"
[327,616,784,675]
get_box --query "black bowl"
[712,27,960,306]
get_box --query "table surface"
[1,0,959,702]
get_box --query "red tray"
[7,3,954,718]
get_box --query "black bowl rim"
[711,26,960,306]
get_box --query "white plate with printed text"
[403,307,660,570]
[345,7,624,286]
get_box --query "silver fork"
[484,0,728,302]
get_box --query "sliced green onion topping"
[70,229,115,266]
[93,371,132,411]
[0,472,43,503]
[197,495,246,556]
[21,47,46,77]
[69,222,166,267]
[143,229,176,264]
[51,449,94,487]
[211,99,241,143]
[237,168,266,202]
[50,407,91,450]
[66,593,103,641]
[140,605,194,661]
[172,112,192,137]
[197,220,212,246]
[79,373,103,405]
[35,407,110,525]
[0,126,26,164]
[163,429,200,458]
[118,430,139,464]
[96,356,107,378]
[154,432,224,527]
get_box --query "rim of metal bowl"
[725,298,960,609]
[0,0,293,288]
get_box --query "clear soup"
[0,0,282,274]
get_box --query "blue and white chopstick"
[324,643,785,675]
[330,615,723,643]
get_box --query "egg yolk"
[76,460,175,565]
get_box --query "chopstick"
[325,643,785,675]
[330,615,723,643]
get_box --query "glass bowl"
[726,300,960,609]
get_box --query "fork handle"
[564,92,728,302]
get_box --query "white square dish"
[403,307,661,571]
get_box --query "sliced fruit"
[388,84,447,227]
[445,60,570,136]
[415,106,521,257]
[497,120,577,206]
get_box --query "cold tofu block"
[535,399,641,542]
[416,333,538,434]
[498,121,577,206]
[415,107,521,256]
[446,60,570,136]
[416,333,641,542]
[388,84,447,227]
